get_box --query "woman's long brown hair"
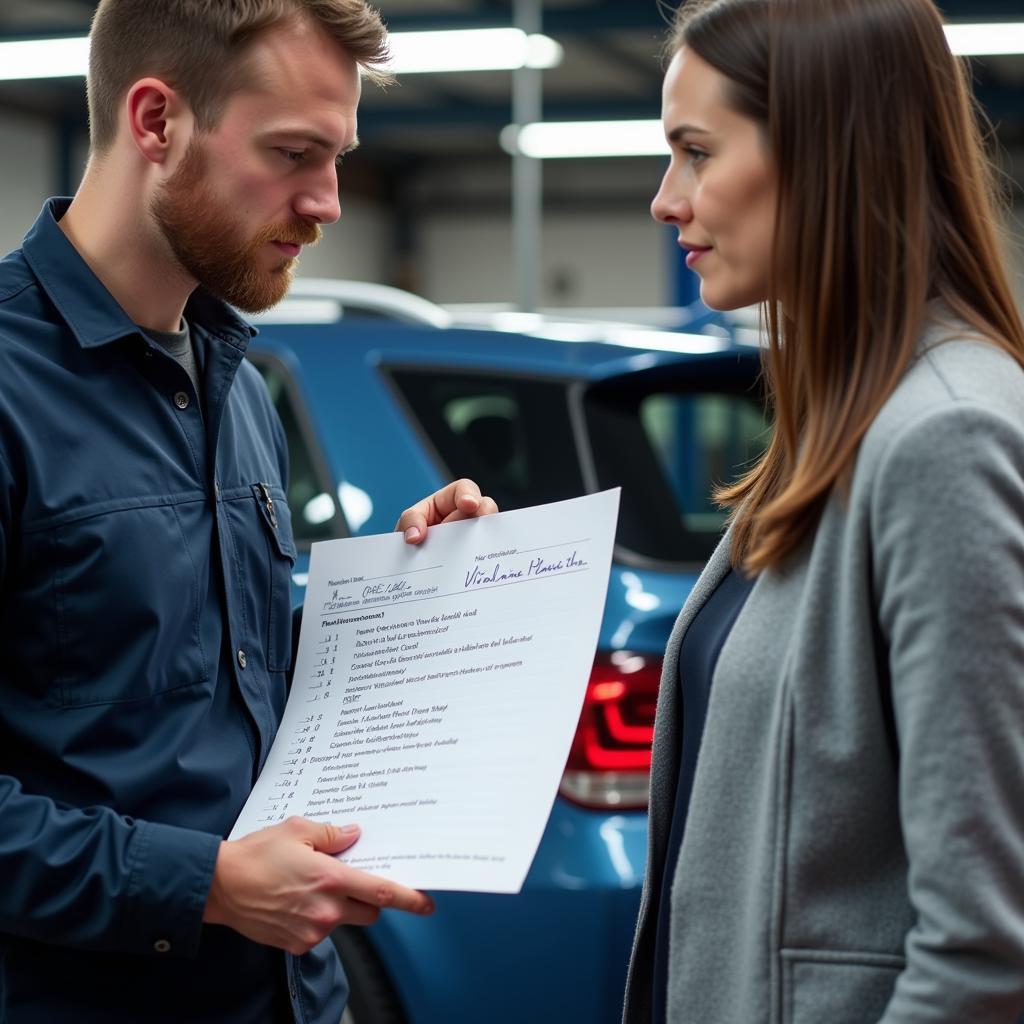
[671,0,1024,571]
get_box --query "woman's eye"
[684,146,708,166]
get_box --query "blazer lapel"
[642,525,736,893]
[625,524,737,1024]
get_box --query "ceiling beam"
[572,32,664,92]
[938,0,1024,16]
[4,0,1024,41]
[359,99,659,133]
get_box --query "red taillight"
[559,651,661,810]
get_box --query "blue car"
[245,281,765,1024]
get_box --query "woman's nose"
[651,174,692,226]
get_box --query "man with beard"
[0,2,496,1021]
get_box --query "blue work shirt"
[0,200,347,1023]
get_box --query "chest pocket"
[220,483,297,674]
[44,499,211,708]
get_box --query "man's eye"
[279,149,306,163]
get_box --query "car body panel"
[368,806,649,1023]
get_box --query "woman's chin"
[699,281,766,312]
[699,289,742,313]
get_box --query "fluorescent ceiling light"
[944,22,1024,55]
[0,20,1017,83]
[501,120,666,160]
[386,29,562,74]
[0,28,562,81]
[502,18,1024,161]
[0,36,89,80]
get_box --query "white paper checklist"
[230,489,620,893]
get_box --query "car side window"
[247,353,347,547]
[388,370,586,511]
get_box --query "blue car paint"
[251,318,754,1023]
[369,808,649,1023]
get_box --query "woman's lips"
[684,246,711,269]
[271,241,302,258]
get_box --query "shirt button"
[237,649,247,669]
[154,939,171,953]
[173,391,190,410]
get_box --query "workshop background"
[2,0,1023,316]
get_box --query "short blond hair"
[87,0,391,152]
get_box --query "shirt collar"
[21,197,257,351]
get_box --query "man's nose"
[294,166,342,225]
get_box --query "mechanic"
[0,1,495,1021]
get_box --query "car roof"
[246,277,762,381]
[252,317,763,380]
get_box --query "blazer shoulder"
[858,332,1024,480]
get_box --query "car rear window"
[389,359,767,567]
[642,393,769,535]
[584,385,768,563]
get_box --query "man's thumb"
[293,818,361,854]
[319,822,361,854]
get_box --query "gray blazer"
[624,321,1024,1024]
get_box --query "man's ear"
[125,77,190,165]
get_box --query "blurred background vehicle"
[247,280,766,1024]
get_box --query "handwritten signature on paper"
[463,550,587,589]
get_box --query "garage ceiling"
[2,0,1024,207]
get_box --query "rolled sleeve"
[119,819,222,958]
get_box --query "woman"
[624,1,1024,1021]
